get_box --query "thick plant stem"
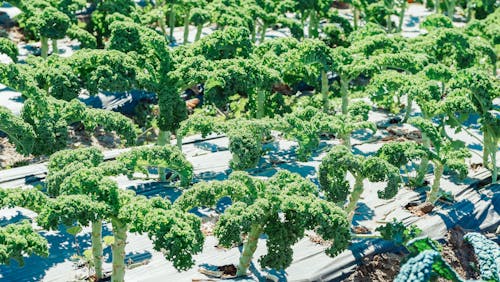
[183,10,190,44]
[169,3,176,42]
[398,2,406,32]
[386,10,392,31]
[340,79,349,115]
[251,22,256,42]
[52,39,58,56]
[482,136,490,170]
[157,130,171,181]
[447,0,455,20]
[91,221,103,280]
[195,25,202,41]
[402,96,413,123]
[175,130,182,150]
[427,162,444,204]
[260,23,267,42]
[340,78,350,148]
[353,7,359,29]
[236,224,263,276]
[415,134,430,187]
[256,91,266,119]
[347,176,364,224]
[485,134,498,183]
[435,0,439,13]
[466,1,474,21]
[321,69,329,112]
[300,12,306,33]
[491,149,497,184]
[308,10,318,38]
[158,10,167,38]
[111,218,127,282]
[41,37,48,59]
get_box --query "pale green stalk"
[91,221,103,280]
[260,23,267,42]
[111,218,127,282]
[447,0,455,20]
[340,78,349,115]
[52,39,58,56]
[157,130,171,181]
[236,224,263,276]
[183,9,190,44]
[427,161,444,204]
[397,0,407,32]
[256,91,266,118]
[415,135,430,187]
[169,3,176,41]
[321,69,329,112]
[347,176,364,224]
[195,25,203,41]
[41,37,48,59]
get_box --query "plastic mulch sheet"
[0,132,498,281]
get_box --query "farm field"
[0,1,499,282]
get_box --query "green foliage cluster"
[0,106,35,155]
[0,221,49,266]
[117,145,194,186]
[175,170,350,275]
[319,145,401,223]
[0,38,18,62]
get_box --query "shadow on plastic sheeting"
[351,129,375,143]
[195,141,227,153]
[351,146,375,157]
[352,203,375,226]
[123,251,153,265]
[467,143,483,152]
[349,238,390,262]
[23,174,45,187]
[0,224,113,281]
[0,211,32,226]
[187,196,233,218]
[435,199,476,230]
[127,182,183,203]
[195,170,228,182]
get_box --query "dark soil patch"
[217,264,237,276]
[407,202,435,216]
[346,227,481,281]
[0,124,123,169]
[346,252,405,282]
[440,227,480,280]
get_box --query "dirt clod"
[217,264,237,276]
[347,228,482,281]
[440,227,479,280]
[346,252,404,282]
[407,202,434,216]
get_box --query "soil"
[198,264,238,279]
[439,227,480,280]
[0,124,122,169]
[217,264,237,276]
[382,124,422,142]
[346,227,481,281]
[346,252,405,282]
[0,136,46,169]
[407,202,435,216]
